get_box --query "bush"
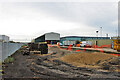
[4,56,14,63]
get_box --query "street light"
[96,30,99,37]
[106,33,108,37]
[100,27,102,37]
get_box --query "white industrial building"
[0,35,9,42]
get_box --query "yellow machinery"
[112,37,120,51]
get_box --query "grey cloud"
[28,2,117,35]
[3,2,118,39]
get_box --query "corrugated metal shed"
[45,32,60,40]
[34,32,60,43]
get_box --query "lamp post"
[116,29,118,37]
[96,30,99,38]
[100,27,102,37]
[106,33,108,37]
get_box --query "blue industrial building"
[60,36,110,43]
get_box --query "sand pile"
[60,52,117,68]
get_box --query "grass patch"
[4,56,14,63]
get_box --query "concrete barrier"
[0,42,23,61]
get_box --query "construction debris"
[2,46,120,79]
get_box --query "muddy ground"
[2,46,120,79]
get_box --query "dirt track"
[2,46,120,79]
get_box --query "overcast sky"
[0,0,118,42]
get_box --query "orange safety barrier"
[92,45,102,48]
[51,42,52,45]
[58,43,60,46]
[110,53,120,56]
[68,45,72,51]
[57,45,62,49]
[75,50,81,52]
[101,44,112,48]
[49,44,119,57]
[99,49,104,53]
[91,45,104,53]
[92,44,112,48]
[76,44,80,47]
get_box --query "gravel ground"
[2,46,120,79]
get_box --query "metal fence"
[0,42,23,61]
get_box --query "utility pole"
[106,33,108,37]
[100,27,102,37]
[116,29,118,37]
[96,30,99,38]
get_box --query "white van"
[80,41,92,47]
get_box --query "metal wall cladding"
[0,35,9,42]
[0,42,2,61]
[89,39,112,47]
[45,33,60,40]
[0,42,23,61]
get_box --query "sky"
[0,0,118,42]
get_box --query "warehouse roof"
[45,32,60,35]
[60,36,110,38]
[35,32,60,40]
